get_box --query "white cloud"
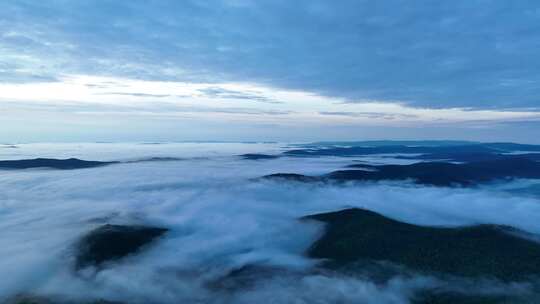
[1,143,540,302]
[1,75,540,128]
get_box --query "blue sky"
[1,0,540,143]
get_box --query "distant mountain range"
[264,157,540,187]
[285,142,540,157]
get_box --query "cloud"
[2,2,540,143]
[2,75,540,123]
[319,111,420,120]
[198,87,283,104]
[0,100,292,116]
[96,92,172,98]
[1,143,540,302]
[2,1,540,109]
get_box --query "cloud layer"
[1,143,540,302]
[2,0,540,109]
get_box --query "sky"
[1,0,540,143]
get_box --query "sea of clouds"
[1,143,540,303]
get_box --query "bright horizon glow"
[2,75,539,126]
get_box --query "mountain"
[303,208,540,281]
[75,224,168,270]
[0,158,116,170]
[264,157,540,187]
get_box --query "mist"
[1,143,540,303]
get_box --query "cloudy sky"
[1,0,540,143]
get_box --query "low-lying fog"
[1,143,540,303]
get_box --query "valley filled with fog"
[1,142,540,304]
